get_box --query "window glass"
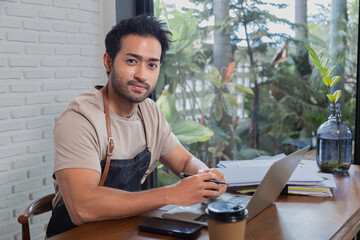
[154,0,358,185]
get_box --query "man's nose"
[134,64,147,82]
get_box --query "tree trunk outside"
[295,0,308,54]
[295,0,308,43]
[295,0,311,76]
[213,0,232,69]
[213,0,234,160]
[329,0,347,109]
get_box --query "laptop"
[162,146,310,226]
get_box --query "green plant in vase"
[306,45,352,173]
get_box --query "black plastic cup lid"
[206,202,248,223]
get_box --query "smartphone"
[138,217,202,239]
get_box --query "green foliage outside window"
[154,0,358,186]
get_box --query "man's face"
[109,34,162,103]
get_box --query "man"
[46,14,226,237]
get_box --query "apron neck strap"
[98,85,151,186]
[99,85,113,186]
[137,105,151,152]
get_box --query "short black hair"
[105,14,172,64]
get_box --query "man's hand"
[166,170,227,206]
[159,144,227,206]
[198,168,227,195]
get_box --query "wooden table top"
[49,163,360,240]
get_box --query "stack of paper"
[287,172,335,197]
[217,156,336,197]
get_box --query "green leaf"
[235,84,254,95]
[306,45,319,62]
[224,93,239,108]
[322,76,332,86]
[214,100,223,122]
[201,93,216,108]
[330,76,340,87]
[318,66,328,76]
[321,58,329,68]
[156,91,180,125]
[156,92,171,120]
[164,65,178,77]
[221,94,233,116]
[188,62,201,73]
[210,65,219,76]
[307,46,329,76]
[327,94,335,103]
[208,147,216,155]
[311,59,322,69]
[206,73,218,82]
[319,49,327,60]
[156,91,214,145]
[327,66,336,76]
[209,77,225,88]
[333,90,342,103]
[155,68,165,97]
[171,119,214,144]
[172,40,191,53]
[170,28,179,42]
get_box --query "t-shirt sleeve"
[53,109,101,178]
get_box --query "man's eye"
[149,63,157,69]
[127,59,136,64]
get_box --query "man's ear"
[103,53,112,73]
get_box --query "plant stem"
[335,106,342,167]
[328,85,339,122]
[328,85,341,167]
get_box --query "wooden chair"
[17,193,55,240]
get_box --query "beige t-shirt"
[52,86,179,208]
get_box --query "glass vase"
[316,103,352,173]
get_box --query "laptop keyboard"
[194,214,208,222]
[227,195,251,205]
[193,195,251,222]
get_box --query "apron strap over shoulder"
[99,85,113,186]
[137,105,151,152]
[98,85,151,186]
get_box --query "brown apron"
[46,86,151,237]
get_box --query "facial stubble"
[110,67,155,103]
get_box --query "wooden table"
[49,164,360,240]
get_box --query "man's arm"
[56,148,225,226]
[159,144,209,175]
[159,144,227,201]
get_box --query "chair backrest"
[17,193,55,240]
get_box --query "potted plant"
[306,45,352,173]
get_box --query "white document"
[218,159,324,187]
[217,154,286,168]
[317,173,336,188]
[287,185,333,197]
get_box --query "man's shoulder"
[57,86,104,126]
[139,97,156,108]
[138,98,162,116]
[69,87,103,113]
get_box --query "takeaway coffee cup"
[206,201,248,240]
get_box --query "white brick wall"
[0,0,115,239]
